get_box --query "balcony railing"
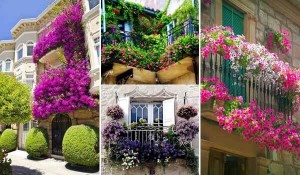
[101,18,199,47]
[126,125,170,146]
[201,53,293,119]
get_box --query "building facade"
[0,0,100,157]
[201,0,300,175]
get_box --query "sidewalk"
[7,150,99,175]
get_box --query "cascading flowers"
[266,30,291,54]
[32,2,96,119]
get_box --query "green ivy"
[172,0,199,23]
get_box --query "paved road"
[7,150,99,175]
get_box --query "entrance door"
[21,122,31,148]
[208,150,246,175]
[52,114,71,155]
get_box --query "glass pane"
[5,63,10,71]
[143,107,148,120]
[26,74,34,79]
[27,46,33,56]
[95,45,100,58]
[94,37,99,44]
[23,123,29,131]
[131,107,136,123]
[153,107,158,123]
[159,105,163,123]
[18,49,23,60]
[0,64,2,72]
[89,0,99,10]
[137,107,142,121]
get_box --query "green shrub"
[0,129,17,152]
[0,149,12,175]
[62,125,99,167]
[25,127,48,158]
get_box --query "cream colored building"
[0,0,99,153]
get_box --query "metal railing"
[126,125,170,146]
[101,18,199,46]
[201,53,293,119]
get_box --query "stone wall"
[101,85,199,174]
[201,0,300,174]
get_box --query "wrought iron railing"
[126,125,170,146]
[167,18,199,45]
[101,18,199,46]
[201,53,293,119]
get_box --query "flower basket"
[215,100,225,107]
[201,98,214,113]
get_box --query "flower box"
[109,63,156,84]
[201,99,218,122]
[157,57,197,84]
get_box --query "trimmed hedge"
[62,125,99,167]
[0,129,17,152]
[25,127,48,158]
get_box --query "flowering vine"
[266,30,291,54]
[32,2,96,119]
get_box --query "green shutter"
[222,1,246,100]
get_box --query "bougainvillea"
[106,105,124,120]
[32,2,96,119]
[176,105,198,120]
[266,30,291,54]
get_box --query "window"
[16,74,22,82]
[17,45,23,60]
[88,0,99,10]
[5,59,11,72]
[130,103,163,125]
[0,62,2,72]
[94,37,100,59]
[23,123,29,131]
[222,1,246,99]
[25,73,34,87]
[27,42,34,56]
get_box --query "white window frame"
[130,103,163,125]
[93,36,100,64]
[16,73,22,82]
[26,41,35,56]
[5,59,11,72]
[25,73,35,87]
[16,44,24,61]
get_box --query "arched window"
[17,44,23,60]
[27,41,34,56]
[5,59,11,72]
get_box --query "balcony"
[39,48,64,67]
[201,53,293,120]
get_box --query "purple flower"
[176,105,198,120]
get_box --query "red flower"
[158,23,163,28]
[113,8,120,14]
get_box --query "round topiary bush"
[25,127,48,158]
[0,129,17,152]
[62,125,99,167]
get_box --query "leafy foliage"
[25,127,49,158]
[0,149,12,175]
[172,0,199,23]
[62,125,99,167]
[0,73,31,124]
[0,129,17,152]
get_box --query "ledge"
[39,48,64,66]
[14,57,33,67]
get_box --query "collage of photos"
[0,0,299,175]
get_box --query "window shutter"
[163,98,175,127]
[117,97,130,126]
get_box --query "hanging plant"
[176,105,198,120]
[106,105,124,120]
[266,29,291,54]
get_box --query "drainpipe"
[102,0,106,32]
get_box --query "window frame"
[16,44,24,61]
[130,102,163,125]
[25,73,35,87]
[26,41,35,56]
[5,59,11,72]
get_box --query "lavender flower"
[106,105,124,120]
[176,105,198,120]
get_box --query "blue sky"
[0,0,55,40]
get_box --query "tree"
[0,73,32,124]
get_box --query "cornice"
[0,41,15,55]
[265,0,300,26]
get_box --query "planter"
[102,63,156,84]
[157,57,196,84]
[201,99,218,122]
